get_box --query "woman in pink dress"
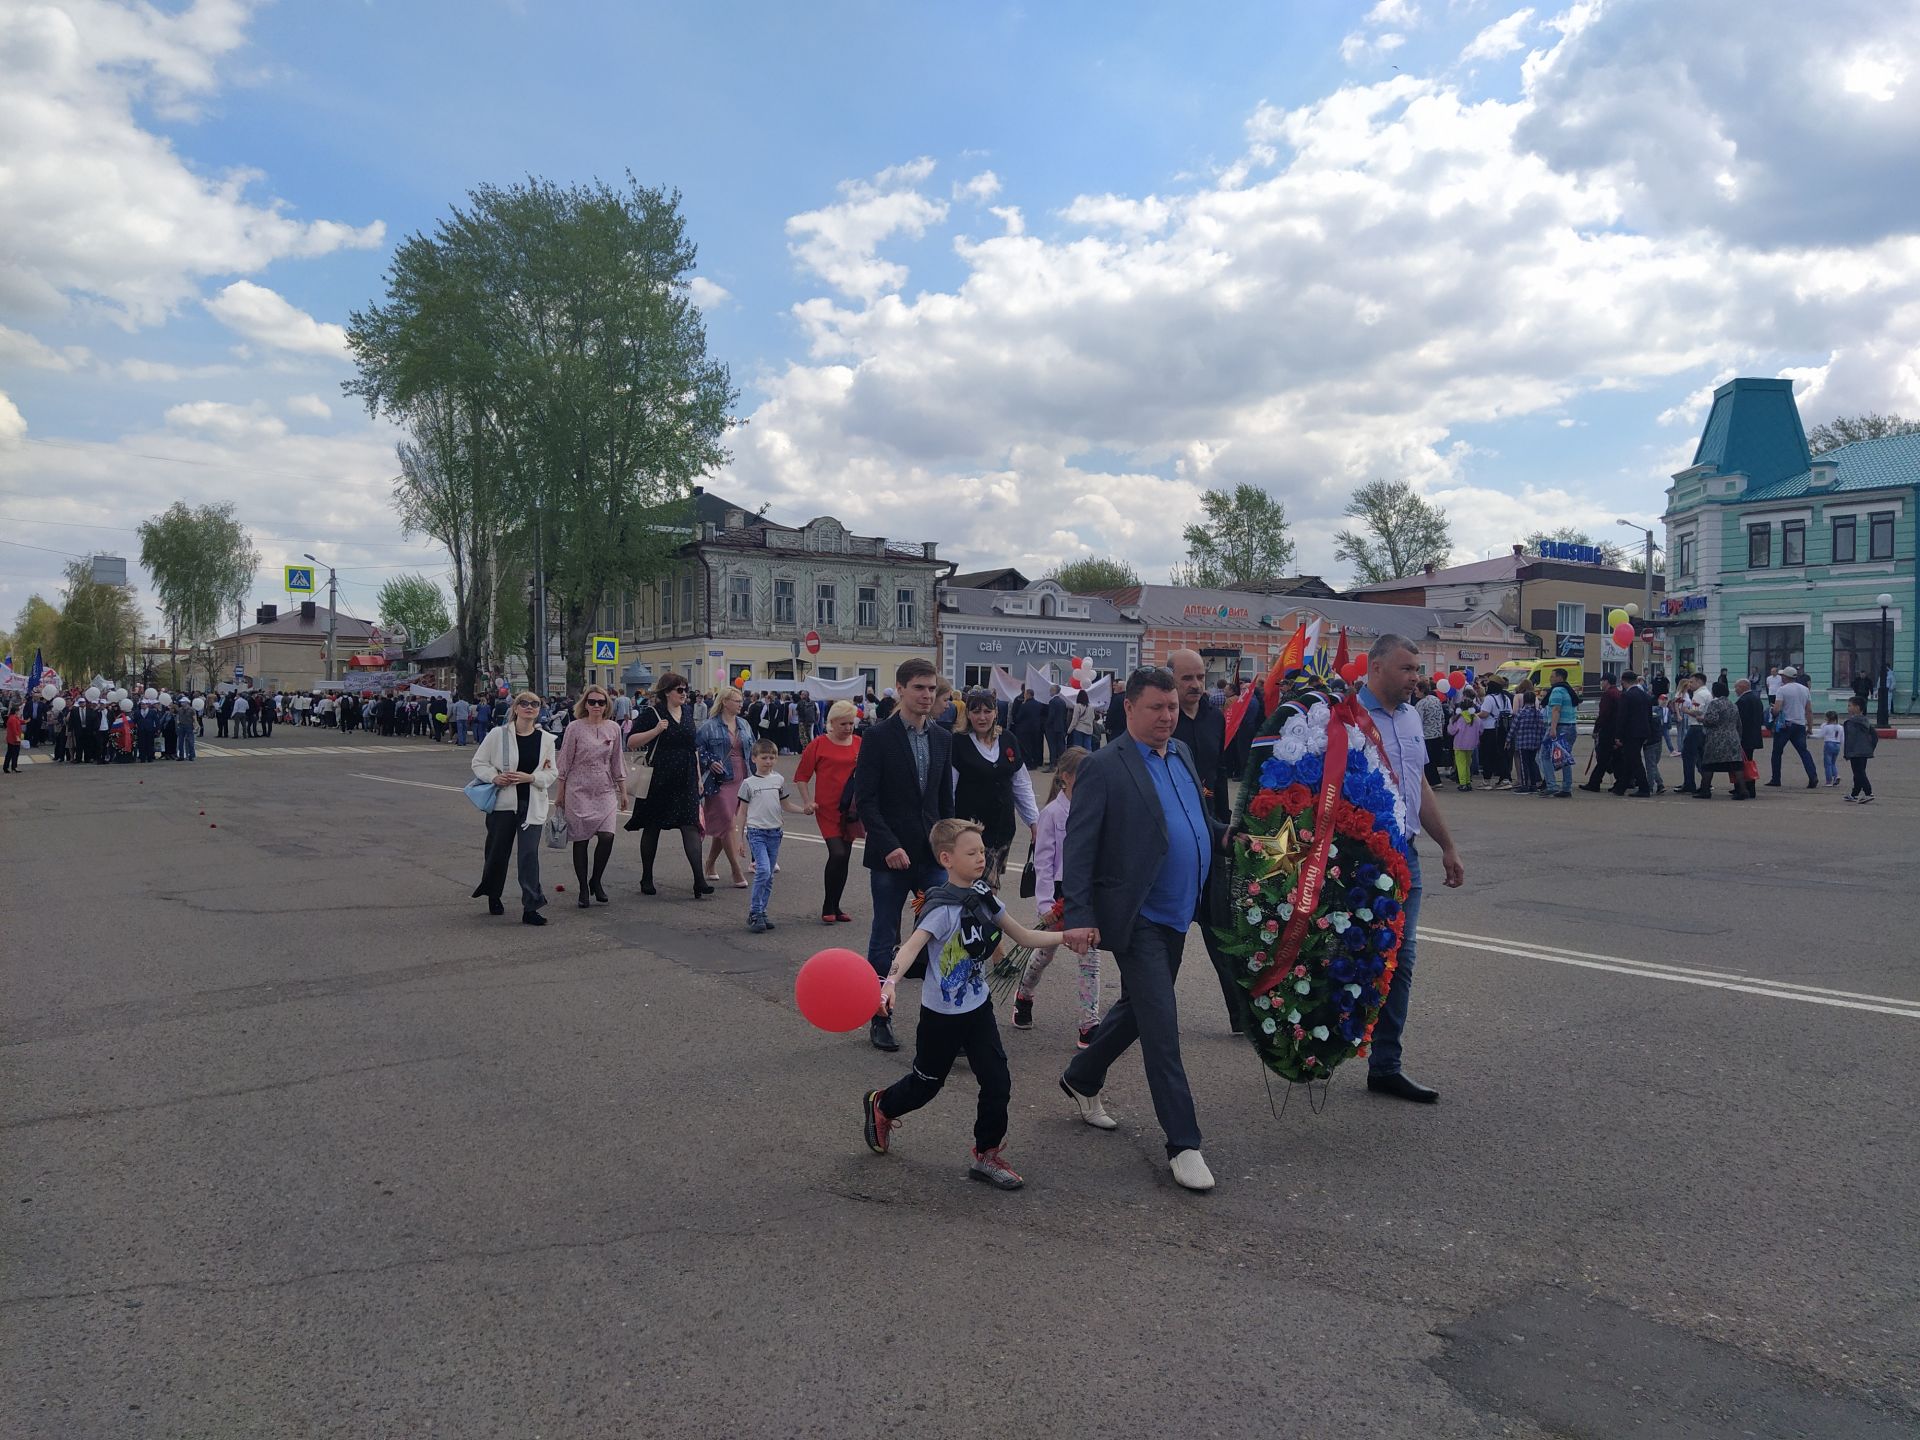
[554,683,627,907]
[696,686,754,889]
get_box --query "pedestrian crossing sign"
[591,636,619,665]
[284,565,315,595]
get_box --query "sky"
[4,0,1920,640]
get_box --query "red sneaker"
[863,1090,897,1154]
[968,1145,1024,1190]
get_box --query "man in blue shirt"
[1058,666,1222,1192]
[1357,634,1467,1104]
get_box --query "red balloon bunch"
[795,948,880,1032]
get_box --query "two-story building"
[607,494,947,695]
[1662,377,1914,711]
[936,577,1142,690]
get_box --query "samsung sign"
[1538,540,1602,564]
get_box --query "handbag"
[1742,756,1759,782]
[1017,837,1037,899]
[544,810,569,850]
[464,726,508,813]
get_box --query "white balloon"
[84,686,101,702]
[118,698,133,712]
[40,683,56,700]
[192,697,205,713]
[50,697,66,714]
[143,687,158,701]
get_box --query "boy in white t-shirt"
[737,739,812,933]
[1817,710,1844,786]
[862,819,1070,1190]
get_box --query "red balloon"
[795,947,881,1032]
[1612,621,1635,648]
[1448,670,1468,688]
[1341,659,1367,683]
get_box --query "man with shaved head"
[1168,648,1249,1034]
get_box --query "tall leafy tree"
[347,174,736,692]
[1045,556,1139,592]
[137,501,259,689]
[52,561,143,683]
[1334,479,1454,585]
[1174,484,1296,588]
[1805,412,1919,455]
[376,572,452,649]
[11,595,60,667]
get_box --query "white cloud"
[0,323,81,372]
[1461,8,1533,63]
[1341,29,1406,65]
[164,399,286,442]
[203,281,348,357]
[0,0,383,327]
[954,171,1002,203]
[119,357,232,382]
[1365,0,1421,25]
[721,11,1920,584]
[285,392,332,420]
[785,160,949,299]
[0,391,26,447]
[686,275,732,308]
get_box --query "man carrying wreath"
[1355,634,1467,1103]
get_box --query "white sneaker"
[1169,1149,1215,1191]
[1059,1077,1118,1130]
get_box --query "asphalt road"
[3,726,1916,1439]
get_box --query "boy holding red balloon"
[862,818,1071,1190]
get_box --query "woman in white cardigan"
[471,690,559,924]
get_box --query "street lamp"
[1877,592,1894,727]
[1617,520,1659,672]
[302,552,340,682]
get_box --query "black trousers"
[478,810,545,911]
[880,1002,1011,1151]
[1064,918,1200,1157]
[1609,741,1648,793]
[3,743,17,773]
[1849,756,1873,797]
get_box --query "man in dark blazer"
[1580,675,1622,791]
[850,656,954,1051]
[1734,677,1766,800]
[1008,688,1046,771]
[1609,671,1654,797]
[1043,689,1070,768]
[1167,648,1247,1035]
[1057,666,1224,1192]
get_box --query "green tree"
[1334,479,1453,585]
[376,571,452,649]
[347,175,736,693]
[1522,526,1628,567]
[1045,556,1140,592]
[1805,412,1920,456]
[11,595,60,668]
[1174,484,1296,588]
[137,500,259,689]
[52,561,142,683]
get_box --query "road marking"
[350,772,467,793]
[1420,926,1920,1020]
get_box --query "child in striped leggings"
[1010,749,1102,1046]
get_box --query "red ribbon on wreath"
[1250,695,1401,1000]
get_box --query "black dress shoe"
[578,893,592,908]
[870,1015,900,1052]
[522,910,547,926]
[487,897,505,916]
[639,878,657,895]
[591,883,610,903]
[1367,1071,1438,1103]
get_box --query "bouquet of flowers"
[1214,681,1415,1084]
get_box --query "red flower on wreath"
[1279,784,1313,814]
[1248,791,1283,821]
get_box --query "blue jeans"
[1823,741,1841,784]
[177,725,196,760]
[455,719,469,745]
[747,828,781,918]
[865,858,948,979]
[1370,848,1422,1076]
[1771,722,1816,783]
[1539,723,1576,794]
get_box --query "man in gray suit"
[1057,665,1223,1192]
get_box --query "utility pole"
[303,552,339,681]
[1617,520,1659,674]
[532,506,548,698]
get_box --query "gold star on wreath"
[1246,817,1304,886]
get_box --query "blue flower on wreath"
[1345,886,1372,911]
[1339,1013,1369,1044]
[1328,952,1360,984]
[1345,750,1367,775]
[1373,897,1400,922]
[1372,926,1395,953]
[1344,927,1371,955]
[1295,753,1323,786]
[1355,863,1381,885]
[1261,757,1296,789]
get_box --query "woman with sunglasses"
[950,687,1039,889]
[471,690,559,924]
[623,672,713,899]
[554,684,628,907]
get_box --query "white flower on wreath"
[1328,912,1351,934]
[1275,731,1308,764]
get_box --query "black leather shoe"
[870,1016,899,1052]
[578,893,592,908]
[487,897,505,916]
[591,883,609,904]
[521,910,547,926]
[1367,1071,1438,1103]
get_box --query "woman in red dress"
[794,699,864,924]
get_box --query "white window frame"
[1555,602,1585,638]
[857,586,878,628]
[816,582,837,628]
[773,578,797,626]
[728,576,752,622]
[896,586,915,630]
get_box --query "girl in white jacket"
[1010,748,1102,1046]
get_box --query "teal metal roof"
[1741,430,1920,502]
[1691,378,1810,490]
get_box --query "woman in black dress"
[623,672,713,899]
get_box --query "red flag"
[1264,625,1307,713]
[1333,627,1350,673]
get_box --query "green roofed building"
[1661,378,1914,714]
